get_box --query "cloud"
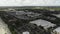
[0,0,60,6]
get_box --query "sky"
[0,0,60,6]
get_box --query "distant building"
[30,19,56,29]
[52,27,60,34]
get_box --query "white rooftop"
[30,19,56,29]
[53,27,60,32]
[52,14,60,18]
[23,31,29,34]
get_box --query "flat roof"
[30,19,56,29]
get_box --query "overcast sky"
[0,0,60,6]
